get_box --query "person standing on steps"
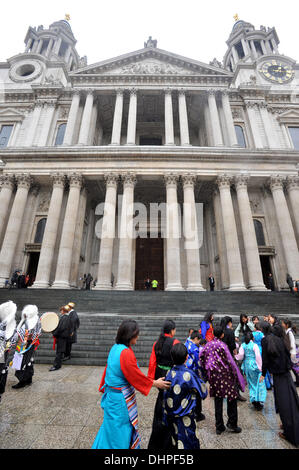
[147,319,180,449]
[64,302,80,362]
[49,305,72,371]
[85,273,93,290]
[151,279,158,291]
[208,274,215,291]
[199,325,245,435]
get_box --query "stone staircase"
[0,289,298,367]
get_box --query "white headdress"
[0,300,17,340]
[17,304,39,331]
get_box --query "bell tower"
[23,17,80,71]
[223,17,280,72]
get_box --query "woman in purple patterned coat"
[199,325,246,435]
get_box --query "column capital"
[286,175,299,191]
[72,89,81,97]
[216,174,232,189]
[164,87,173,96]
[15,173,33,189]
[121,172,137,188]
[178,88,187,97]
[0,174,15,190]
[104,173,119,188]
[181,173,197,188]
[207,88,218,97]
[269,174,285,191]
[68,173,84,189]
[128,88,138,96]
[115,88,124,97]
[164,173,179,187]
[51,173,66,188]
[234,173,250,189]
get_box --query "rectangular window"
[234,125,246,148]
[288,127,299,150]
[0,125,13,147]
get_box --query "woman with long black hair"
[92,319,170,449]
[234,314,255,344]
[260,321,299,447]
[147,319,180,449]
[200,312,215,342]
[281,318,299,387]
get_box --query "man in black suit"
[64,302,80,361]
[208,274,215,291]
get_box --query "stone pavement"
[0,364,297,450]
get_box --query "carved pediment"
[0,107,25,121]
[72,47,231,78]
[276,108,299,123]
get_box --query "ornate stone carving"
[269,174,285,191]
[0,174,15,190]
[164,173,179,187]
[15,173,33,189]
[121,172,137,188]
[144,36,157,48]
[286,175,299,191]
[231,107,243,120]
[235,174,250,189]
[249,198,262,214]
[181,173,197,188]
[68,173,84,188]
[119,60,194,75]
[216,174,232,189]
[51,173,66,188]
[104,173,119,188]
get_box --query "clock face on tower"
[259,60,294,84]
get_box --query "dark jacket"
[53,314,72,353]
[261,334,292,377]
[68,310,80,344]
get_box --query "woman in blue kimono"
[92,320,170,449]
[253,323,272,390]
[235,332,267,410]
[162,343,207,449]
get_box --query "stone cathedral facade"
[0,18,299,292]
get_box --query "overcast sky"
[1,1,299,66]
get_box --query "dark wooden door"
[135,236,164,290]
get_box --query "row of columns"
[0,172,298,289]
[62,88,239,147]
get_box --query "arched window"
[254,219,266,246]
[54,123,66,146]
[34,218,47,243]
[234,125,246,148]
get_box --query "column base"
[248,284,268,291]
[228,284,247,291]
[94,283,113,290]
[114,283,134,291]
[30,281,51,289]
[165,285,184,291]
[186,285,206,291]
[51,281,71,289]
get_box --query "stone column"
[164,173,183,290]
[69,188,88,287]
[126,89,137,145]
[46,38,54,57]
[38,101,56,146]
[269,175,299,280]
[25,38,33,53]
[245,101,264,149]
[207,90,224,146]
[250,40,258,59]
[178,90,190,146]
[182,174,205,290]
[26,103,43,146]
[235,175,267,290]
[216,174,246,290]
[111,90,124,145]
[32,174,66,288]
[53,37,62,55]
[63,91,81,146]
[115,173,137,290]
[0,174,32,287]
[286,175,299,239]
[78,90,94,145]
[232,46,239,64]
[221,91,239,147]
[52,174,83,289]
[164,89,175,145]
[213,189,230,289]
[95,174,119,289]
[259,101,279,149]
[0,174,15,244]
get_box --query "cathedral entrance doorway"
[260,255,275,290]
[26,252,40,286]
[134,235,164,290]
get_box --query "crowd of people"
[0,300,80,402]
[1,299,298,450]
[92,314,299,450]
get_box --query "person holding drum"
[12,304,42,389]
[49,305,72,371]
[0,301,18,402]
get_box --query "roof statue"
[233,14,239,22]
[144,36,157,48]
[65,14,71,21]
